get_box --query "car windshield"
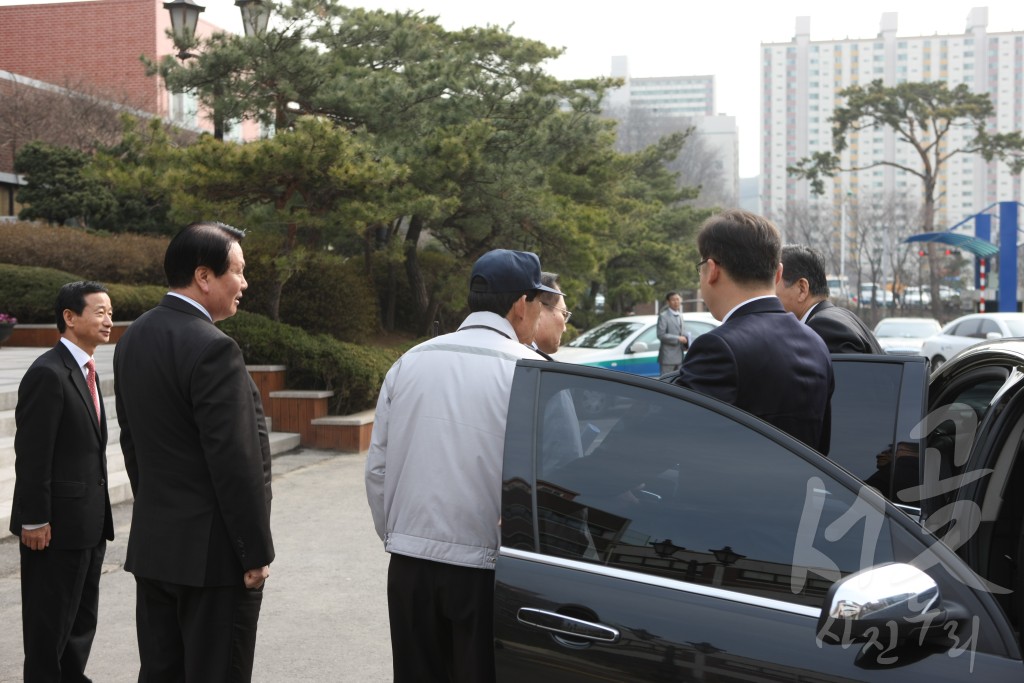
[875,320,940,337]
[1004,320,1024,336]
[567,321,645,349]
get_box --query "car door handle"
[516,608,620,643]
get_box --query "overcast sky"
[5,1,1024,177]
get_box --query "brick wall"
[0,0,164,114]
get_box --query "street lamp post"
[235,0,271,38]
[164,0,273,140]
[163,0,205,60]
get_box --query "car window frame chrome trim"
[499,546,820,618]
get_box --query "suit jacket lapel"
[59,343,103,440]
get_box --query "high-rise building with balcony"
[761,8,1023,239]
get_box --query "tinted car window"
[952,319,981,338]
[979,319,1002,337]
[531,372,894,608]
[829,360,920,502]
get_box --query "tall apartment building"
[761,8,1023,237]
[606,56,739,204]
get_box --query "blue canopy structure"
[903,201,1020,312]
[903,232,999,258]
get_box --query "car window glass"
[534,373,894,608]
[566,321,644,349]
[952,319,980,338]
[633,324,659,351]
[684,321,715,339]
[926,370,1010,496]
[978,319,1001,336]
[828,361,918,502]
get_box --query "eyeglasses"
[695,257,710,277]
[542,302,572,322]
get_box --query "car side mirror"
[986,332,1003,340]
[816,563,941,646]
[628,341,648,353]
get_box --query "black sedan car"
[495,341,1024,680]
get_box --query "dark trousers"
[134,576,264,683]
[20,539,105,683]
[387,553,496,683]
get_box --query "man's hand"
[21,524,51,551]
[243,565,270,590]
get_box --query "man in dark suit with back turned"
[114,221,274,682]
[11,280,114,682]
[777,244,884,355]
[671,210,835,454]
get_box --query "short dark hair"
[781,245,830,297]
[164,221,245,288]
[539,272,562,307]
[696,209,781,285]
[468,283,537,316]
[665,291,680,301]
[55,281,108,333]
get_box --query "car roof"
[876,317,939,326]
[947,312,1024,322]
[593,311,718,326]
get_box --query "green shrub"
[221,310,401,414]
[279,253,379,343]
[0,263,164,323]
[0,263,86,323]
[0,221,167,285]
[104,283,166,320]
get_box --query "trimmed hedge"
[221,310,401,415]
[0,222,167,285]
[0,263,83,324]
[0,263,402,414]
[0,263,164,323]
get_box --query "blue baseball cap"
[470,249,561,295]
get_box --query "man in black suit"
[114,222,274,682]
[671,210,834,453]
[777,245,884,354]
[11,281,115,682]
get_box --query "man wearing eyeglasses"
[657,291,689,375]
[533,271,572,358]
[673,209,834,454]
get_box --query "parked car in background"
[496,343,1024,680]
[553,312,718,377]
[873,316,941,355]
[856,282,894,307]
[920,312,1024,368]
[902,286,932,306]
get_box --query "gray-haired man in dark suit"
[777,245,883,355]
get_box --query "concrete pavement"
[0,448,393,682]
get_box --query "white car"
[553,312,719,377]
[920,312,1024,368]
[857,282,894,307]
[873,317,941,355]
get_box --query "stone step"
[0,430,300,534]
